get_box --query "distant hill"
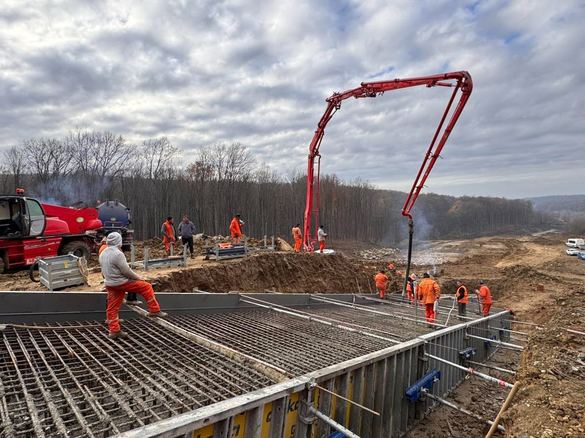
[528,195,585,215]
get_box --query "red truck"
[0,189,102,272]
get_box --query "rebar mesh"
[0,319,275,438]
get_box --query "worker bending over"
[317,225,328,253]
[455,280,468,319]
[476,280,493,316]
[374,270,389,299]
[230,214,244,244]
[100,232,166,339]
[417,273,441,324]
[291,224,302,252]
[161,216,176,256]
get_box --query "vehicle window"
[25,199,45,237]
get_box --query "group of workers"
[291,224,328,252]
[374,268,493,324]
[160,216,197,257]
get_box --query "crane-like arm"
[302,71,473,249]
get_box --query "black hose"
[402,219,414,295]
[29,261,40,283]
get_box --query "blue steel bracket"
[484,334,497,348]
[405,369,441,403]
[459,347,476,360]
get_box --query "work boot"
[108,331,129,340]
[147,311,168,318]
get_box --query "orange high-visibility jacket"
[456,285,468,304]
[417,278,441,304]
[230,217,242,237]
[292,227,302,240]
[163,221,175,240]
[374,273,389,289]
[478,285,493,304]
[99,243,107,256]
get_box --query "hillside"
[529,194,585,214]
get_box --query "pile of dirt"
[505,289,585,437]
[152,252,383,293]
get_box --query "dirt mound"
[152,252,384,293]
[506,289,585,437]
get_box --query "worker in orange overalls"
[374,270,389,299]
[455,280,468,319]
[417,273,441,324]
[161,216,176,256]
[291,223,302,252]
[406,273,417,303]
[476,280,493,316]
[229,214,244,244]
[99,232,167,339]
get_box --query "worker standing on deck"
[178,215,196,258]
[99,232,166,339]
[455,280,469,319]
[406,273,417,303]
[161,216,176,256]
[291,224,302,252]
[417,273,441,324]
[374,269,389,299]
[229,214,244,244]
[317,225,328,253]
[476,280,493,316]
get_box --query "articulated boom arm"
[303,71,473,249]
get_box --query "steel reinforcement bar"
[119,309,512,438]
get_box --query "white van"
[566,238,585,248]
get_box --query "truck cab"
[0,191,100,272]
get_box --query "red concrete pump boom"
[303,71,473,250]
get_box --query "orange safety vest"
[230,217,242,237]
[417,278,441,304]
[163,221,175,240]
[374,273,389,288]
[478,285,493,304]
[292,227,301,240]
[456,285,468,304]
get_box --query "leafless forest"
[1,130,551,242]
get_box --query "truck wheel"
[29,261,40,282]
[0,254,6,274]
[60,241,91,261]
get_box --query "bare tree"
[22,138,73,183]
[68,130,132,178]
[138,137,178,179]
[3,146,24,187]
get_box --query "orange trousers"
[319,241,325,252]
[163,237,175,253]
[294,238,302,252]
[377,286,386,299]
[482,303,492,317]
[106,281,160,333]
[425,303,436,323]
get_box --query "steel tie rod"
[465,334,524,351]
[307,405,361,438]
[421,389,505,432]
[425,353,513,388]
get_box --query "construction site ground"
[1,232,584,436]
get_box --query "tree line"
[0,130,551,243]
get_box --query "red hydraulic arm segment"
[302,71,473,249]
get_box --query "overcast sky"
[1,0,583,198]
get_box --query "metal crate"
[38,254,86,291]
